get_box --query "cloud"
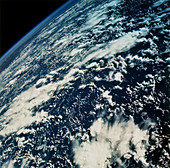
[73,118,150,168]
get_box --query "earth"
[0,0,169,167]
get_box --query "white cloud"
[73,118,150,168]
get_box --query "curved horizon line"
[0,0,81,72]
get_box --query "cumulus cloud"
[73,118,150,168]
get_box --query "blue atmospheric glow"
[0,0,80,67]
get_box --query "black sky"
[0,0,68,57]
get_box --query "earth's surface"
[0,0,169,167]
